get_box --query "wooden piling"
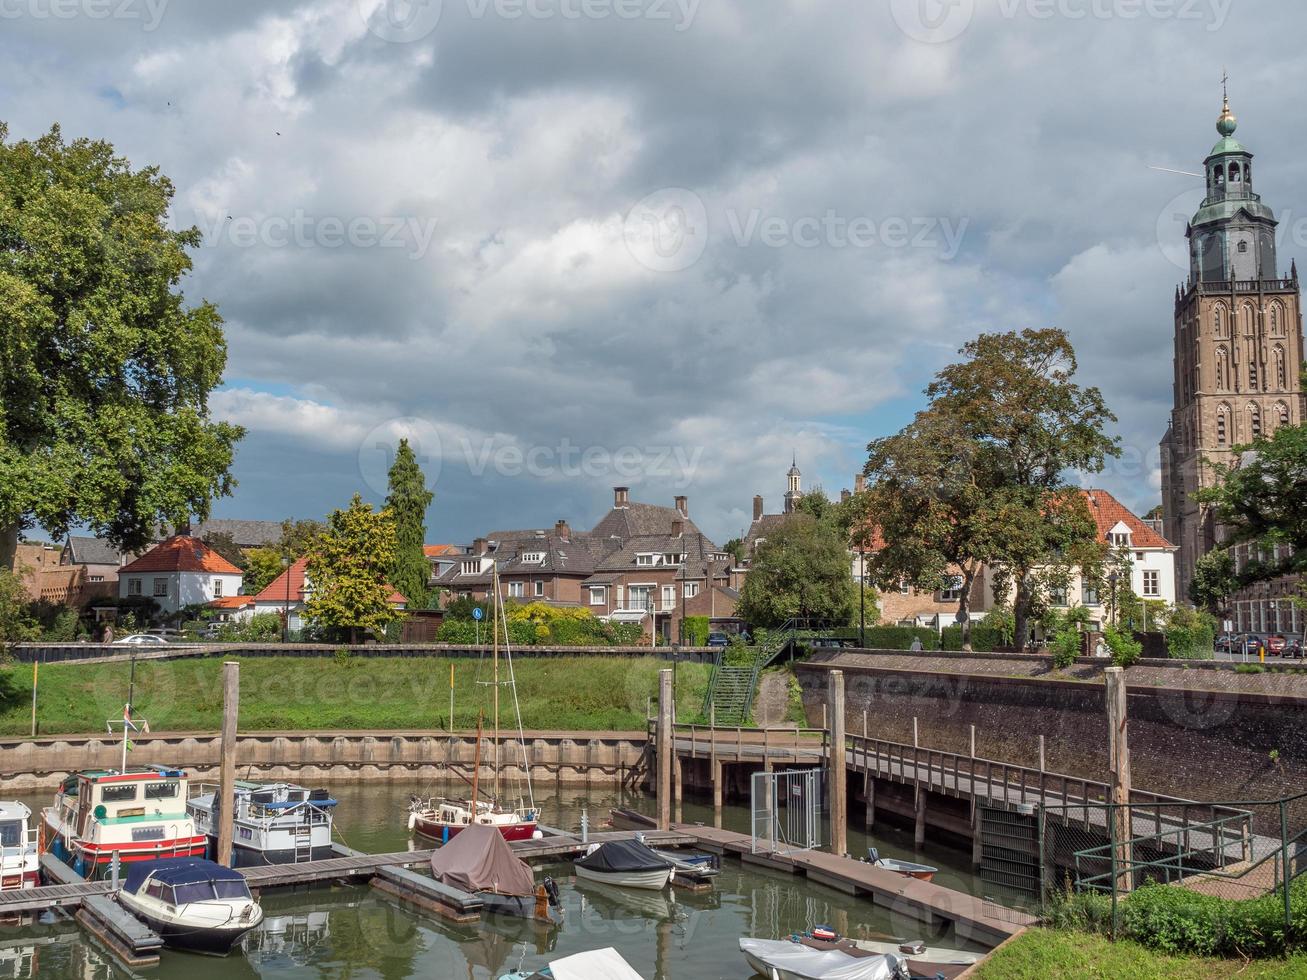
[828,670,847,858]
[864,776,875,832]
[914,787,927,849]
[1105,666,1133,892]
[673,757,684,825]
[657,669,672,831]
[217,661,239,867]
[969,724,976,759]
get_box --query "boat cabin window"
[100,785,138,804]
[144,879,170,902]
[213,878,252,900]
[144,783,179,801]
[0,820,22,847]
[172,879,251,904]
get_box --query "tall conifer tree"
[386,439,433,608]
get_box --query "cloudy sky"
[4,0,1305,545]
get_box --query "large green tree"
[863,412,998,650]
[242,519,327,595]
[918,329,1120,649]
[0,125,242,568]
[736,513,855,628]
[305,495,398,643]
[385,438,433,608]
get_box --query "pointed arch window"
[1248,340,1259,389]
[1278,402,1291,429]
[1274,345,1286,389]
[1215,346,1229,391]
[1250,404,1263,439]
[1269,304,1282,336]
[1216,406,1229,445]
[1242,303,1256,335]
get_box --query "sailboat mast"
[492,568,501,803]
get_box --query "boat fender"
[442,827,450,845]
[407,812,417,832]
[532,829,544,840]
[867,847,880,864]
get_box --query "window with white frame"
[899,579,911,595]
[938,576,964,602]
[1142,570,1160,597]
[128,578,142,597]
[662,553,684,566]
[521,552,545,564]
[534,580,545,597]
[1110,532,1131,547]
[662,585,676,609]
[636,554,655,566]
[508,581,525,598]
[683,582,700,599]
[1082,582,1100,606]
[589,587,606,606]
[152,577,168,597]
[462,560,480,575]
[628,586,651,610]
[1048,585,1068,607]
[213,578,224,598]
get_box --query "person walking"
[909,636,924,652]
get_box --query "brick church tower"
[1160,88,1306,604]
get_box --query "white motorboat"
[187,780,337,867]
[117,858,264,955]
[500,947,646,980]
[739,938,909,980]
[0,803,39,891]
[794,929,981,969]
[866,848,937,882]
[573,840,674,891]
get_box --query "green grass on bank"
[0,656,712,736]
[976,929,1307,979]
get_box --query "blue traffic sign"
[472,607,483,621]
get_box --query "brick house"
[251,557,408,633]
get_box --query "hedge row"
[824,625,942,650]
[1121,878,1306,959]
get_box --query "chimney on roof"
[753,495,764,522]
[555,520,570,542]
[854,474,866,495]
[614,487,630,508]
[671,520,684,539]
[474,537,488,556]
[674,495,688,518]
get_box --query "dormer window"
[636,554,656,566]
[521,552,545,565]
[461,560,480,575]
[662,553,684,566]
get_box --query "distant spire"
[1292,258,1299,282]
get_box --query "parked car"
[1285,638,1304,660]
[112,633,168,646]
[706,632,730,649]
[1265,634,1287,655]
[1215,633,1238,654]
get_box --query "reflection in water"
[5,779,993,978]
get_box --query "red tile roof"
[119,536,242,576]
[209,596,255,610]
[1080,489,1175,550]
[252,557,408,606]
[424,544,461,558]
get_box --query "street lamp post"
[281,556,292,644]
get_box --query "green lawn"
[1,656,712,736]
[976,929,1307,979]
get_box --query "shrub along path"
[0,656,712,737]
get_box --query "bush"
[1164,607,1217,660]
[1121,878,1306,959]
[1104,625,1142,668]
[1041,882,1114,935]
[846,625,940,650]
[1050,629,1082,669]
[680,615,710,646]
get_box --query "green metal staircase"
[701,620,802,725]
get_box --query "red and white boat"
[407,568,542,845]
[42,766,208,878]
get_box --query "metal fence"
[751,768,823,857]
[1038,791,1307,938]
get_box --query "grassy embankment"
[976,929,1307,979]
[0,656,713,736]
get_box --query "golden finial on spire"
[1217,69,1237,137]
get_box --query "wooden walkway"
[681,824,1034,948]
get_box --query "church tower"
[1160,88,1305,602]
[783,458,803,514]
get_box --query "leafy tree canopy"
[736,513,855,628]
[305,495,398,642]
[0,124,242,567]
[385,438,433,611]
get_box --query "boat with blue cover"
[117,857,264,955]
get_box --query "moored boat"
[739,938,910,980]
[187,781,337,867]
[865,848,937,883]
[408,797,540,843]
[573,839,674,891]
[429,823,561,923]
[793,929,980,969]
[0,803,39,891]
[117,858,264,955]
[42,767,208,879]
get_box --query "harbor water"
[9,780,1000,978]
